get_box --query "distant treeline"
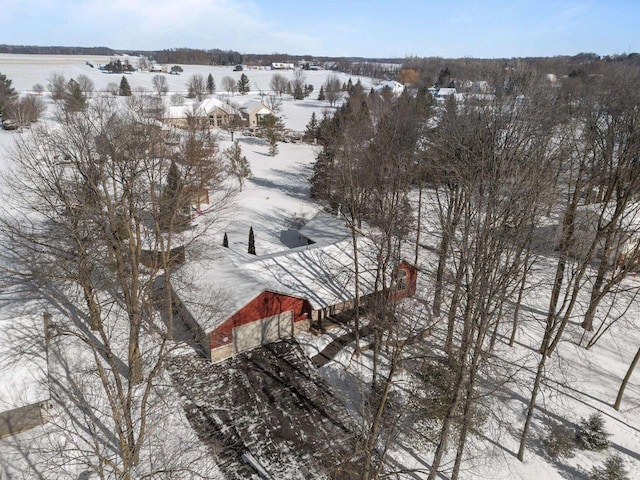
[0,45,116,55]
[401,52,640,87]
[0,44,403,72]
[0,45,244,65]
[3,45,639,83]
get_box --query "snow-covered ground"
[0,53,372,131]
[1,54,640,479]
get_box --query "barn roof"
[171,233,384,333]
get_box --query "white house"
[376,80,405,97]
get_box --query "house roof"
[436,87,457,97]
[198,98,239,116]
[166,99,239,120]
[240,101,274,116]
[171,233,385,333]
[298,212,351,246]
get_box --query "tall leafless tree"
[0,97,229,478]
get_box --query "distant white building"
[272,62,295,70]
[375,80,405,97]
[436,87,457,98]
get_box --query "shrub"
[544,424,576,459]
[589,455,629,480]
[576,413,610,451]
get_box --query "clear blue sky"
[1,0,637,58]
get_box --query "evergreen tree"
[0,72,17,116]
[262,114,284,157]
[223,232,229,248]
[305,84,314,97]
[65,78,87,112]
[293,83,304,100]
[119,75,132,96]
[347,78,354,93]
[207,73,215,94]
[248,226,256,255]
[224,141,251,191]
[159,161,186,231]
[304,111,319,142]
[589,455,629,480]
[352,79,364,97]
[317,86,325,101]
[576,413,610,451]
[238,73,250,94]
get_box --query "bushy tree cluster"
[103,58,134,74]
[576,414,610,451]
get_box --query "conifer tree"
[248,226,256,255]
[0,72,17,116]
[238,73,250,94]
[224,141,251,191]
[65,78,87,112]
[223,232,229,248]
[159,161,186,231]
[263,114,283,157]
[207,73,215,94]
[119,75,132,96]
[317,85,325,101]
[304,112,319,142]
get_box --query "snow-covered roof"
[375,81,405,96]
[240,100,273,116]
[198,98,238,116]
[172,234,383,333]
[166,99,238,120]
[436,87,457,97]
[298,212,351,246]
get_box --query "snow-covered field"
[1,54,640,479]
[0,53,373,131]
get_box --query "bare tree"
[0,98,229,478]
[291,69,306,100]
[270,72,288,96]
[76,74,95,98]
[32,83,45,95]
[48,72,67,100]
[221,76,237,95]
[170,93,185,105]
[425,79,556,478]
[152,75,169,97]
[324,74,344,107]
[186,74,205,100]
[3,94,45,129]
[104,82,119,96]
[264,94,282,113]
